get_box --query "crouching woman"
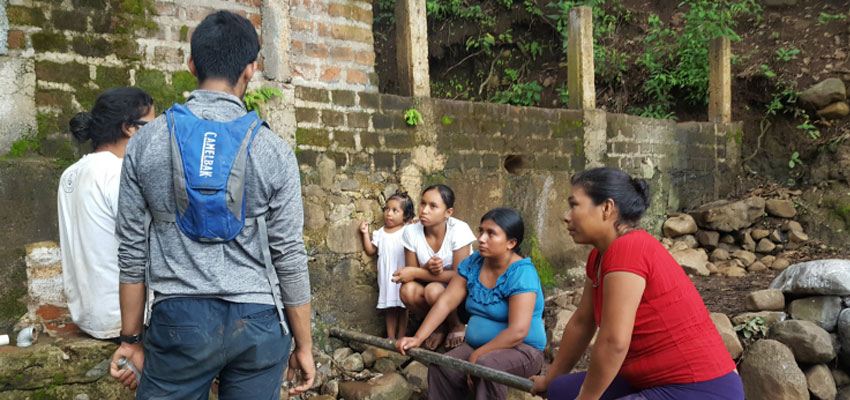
[395,208,545,400]
[531,167,743,400]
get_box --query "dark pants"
[138,298,291,400]
[547,370,745,400]
[428,343,544,400]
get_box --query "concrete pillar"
[261,0,291,82]
[582,109,607,168]
[395,0,430,97]
[567,6,594,110]
[708,36,731,123]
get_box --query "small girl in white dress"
[360,192,416,339]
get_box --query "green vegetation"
[788,151,802,169]
[734,316,767,339]
[528,236,556,289]
[817,12,847,25]
[633,0,761,118]
[404,107,424,126]
[244,87,284,118]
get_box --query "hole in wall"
[504,155,524,174]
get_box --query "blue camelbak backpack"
[145,103,289,334]
[164,103,263,242]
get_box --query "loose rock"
[341,353,365,372]
[732,311,787,327]
[710,248,730,262]
[402,361,429,392]
[770,320,837,363]
[740,339,809,400]
[799,78,847,110]
[783,221,804,233]
[770,229,784,243]
[663,214,698,237]
[732,250,757,267]
[756,238,776,253]
[766,199,797,218]
[338,373,413,400]
[695,230,720,249]
[772,258,791,270]
[805,364,838,400]
[837,309,850,354]
[745,289,785,311]
[710,312,743,359]
[789,296,843,332]
[671,248,710,276]
[749,261,768,272]
[817,102,850,120]
[751,229,770,241]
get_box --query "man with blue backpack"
[108,11,315,399]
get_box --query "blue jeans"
[547,370,744,400]
[138,298,291,400]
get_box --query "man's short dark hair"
[191,11,260,86]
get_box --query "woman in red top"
[530,167,743,400]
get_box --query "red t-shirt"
[586,230,735,389]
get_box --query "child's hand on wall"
[359,221,370,236]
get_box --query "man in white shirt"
[58,87,155,339]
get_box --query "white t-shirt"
[57,152,123,339]
[401,217,477,270]
[372,226,406,309]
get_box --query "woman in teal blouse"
[396,208,545,400]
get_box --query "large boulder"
[691,197,765,232]
[800,78,847,110]
[663,215,698,238]
[770,320,837,363]
[671,248,710,276]
[745,289,785,311]
[710,312,743,359]
[338,373,413,400]
[770,259,850,296]
[740,339,810,400]
[789,296,843,332]
[805,364,838,400]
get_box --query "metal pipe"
[329,327,534,392]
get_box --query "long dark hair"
[481,208,524,256]
[386,191,416,222]
[69,87,153,149]
[570,167,651,228]
[422,184,455,209]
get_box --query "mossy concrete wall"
[293,87,743,334]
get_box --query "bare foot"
[445,324,466,348]
[424,330,446,350]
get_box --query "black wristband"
[119,333,142,344]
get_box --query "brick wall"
[289,0,377,91]
[3,0,265,158]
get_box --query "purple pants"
[547,370,744,400]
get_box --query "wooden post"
[567,6,595,110]
[708,36,731,123]
[396,0,431,97]
[329,327,534,392]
